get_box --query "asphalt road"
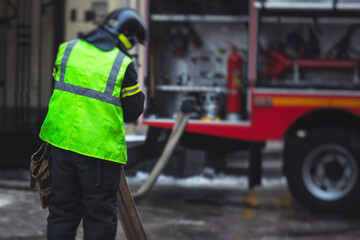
[1,147,360,239]
[1,176,360,239]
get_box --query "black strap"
[30,177,36,189]
[42,196,48,209]
[39,177,50,190]
[32,164,41,177]
[96,159,103,189]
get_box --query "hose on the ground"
[133,108,191,200]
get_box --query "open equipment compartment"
[255,0,360,90]
[144,0,250,123]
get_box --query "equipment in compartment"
[226,43,242,121]
[199,92,221,121]
[168,22,203,57]
[259,22,360,88]
[148,19,247,121]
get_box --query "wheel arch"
[285,108,360,137]
[283,108,360,173]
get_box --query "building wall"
[0,0,146,132]
[64,0,146,93]
[64,0,141,40]
[1,0,144,109]
[1,0,54,109]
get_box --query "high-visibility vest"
[40,39,135,164]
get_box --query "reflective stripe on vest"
[55,39,125,107]
[40,39,131,164]
[120,83,141,98]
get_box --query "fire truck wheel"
[285,127,360,214]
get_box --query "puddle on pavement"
[0,193,12,208]
[237,190,360,237]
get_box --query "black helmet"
[103,8,147,50]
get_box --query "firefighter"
[39,8,147,239]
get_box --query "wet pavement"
[135,184,360,240]
[1,174,360,240]
[1,140,360,240]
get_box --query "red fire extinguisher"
[226,43,242,121]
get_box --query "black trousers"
[47,146,121,240]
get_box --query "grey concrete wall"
[1,0,55,108]
[0,0,146,132]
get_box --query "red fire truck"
[140,0,360,213]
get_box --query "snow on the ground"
[126,168,287,190]
[0,193,12,208]
[125,134,146,143]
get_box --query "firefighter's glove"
[180,97,196,113]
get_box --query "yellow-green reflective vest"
[40,39,133,164]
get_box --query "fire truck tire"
[285,126,360,214]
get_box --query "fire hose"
[116,100,192,240]
[132,99,193,200]
[117,107,190,240]
[117,166,149,240]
